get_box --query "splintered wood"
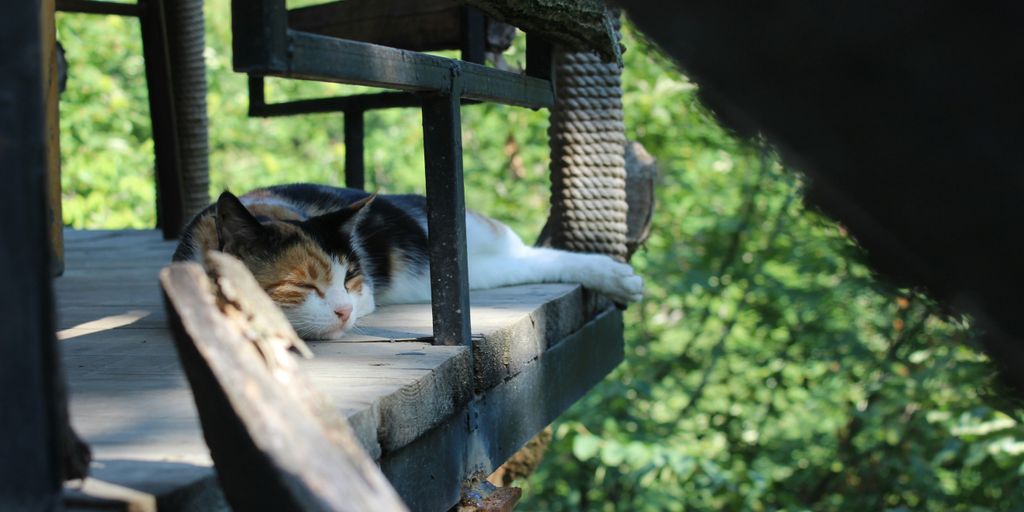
[160,252,407,512]
[456,477,522,512]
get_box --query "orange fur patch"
[346,275,364,294]
[189,193,360,310]
[266,286,308,305]
[191,215,219,256]
[247,203,303,222]
[246,232,335,306]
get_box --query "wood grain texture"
[383,310,624,512]
[289,0,464,53]
[162,254,408,511]
[43,0,63,276]
[56,230,621,510]
[0,1,65,506]
[63,460,227,512]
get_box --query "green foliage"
[56,9,1024,511]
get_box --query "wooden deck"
[58,230,623,511]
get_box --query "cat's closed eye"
[345,275,364,293]
[293,282,325,297]
[266,280,324,303]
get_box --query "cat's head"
[214,191,376,340]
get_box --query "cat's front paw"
[589,258,644,304]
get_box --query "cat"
[173,184,643,340]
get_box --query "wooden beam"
[383,309,624,510]
[160,252,408,512]
[56,230,625,510]
[55,0,143,17]
[0,0,63,507]
[44,0,63,276]
[460,6,487,64]
[289,0,465,54]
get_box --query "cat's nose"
[334,304,353,324]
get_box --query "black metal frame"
[231,0,554,347]
[55,0,187,239]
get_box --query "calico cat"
[173,184,643,340]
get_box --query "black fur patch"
[174,185,431,296]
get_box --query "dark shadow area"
[621,0,1024,391]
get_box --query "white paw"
[587,257,644,304]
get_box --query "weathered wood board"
[57,230,621,511]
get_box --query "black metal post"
[231,0,288,73]
[247,74,266,116]
[422,73,471,346]
[344,110,366,190]
[526,33,554,81]
[56,0,142,16]
[460,7,486,65]
[139,0,186,238]
[250,90,429,117]
[0,1,63,508]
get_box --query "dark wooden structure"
[57,231,621,511]
[618,0,1024,391]
[54,0,210,240]
[0,2,65,509]
[3,1,629,510]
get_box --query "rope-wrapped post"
[547,12,627,261]
[165,0,210,220]
[495,9,628,490]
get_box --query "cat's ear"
[348,193,376,214]
[310,193,376,234]
[215,191,264,255]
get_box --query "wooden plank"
[57,230,625,510]
[63,460,225,512]
[161,254,408,511]
[56,229,606,450]
[284,32,554,110]
[61,319,474,459]
[63,228,138,241]
[288,0,464,53]
[0,1,65,507]
[382,309,624,511]
[57,284,165,308]
[470,309,623,472]
[55,0,143,17]
[44,0,63,276]
[470,286,611,392]
[57,306,165,333]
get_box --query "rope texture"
[547,14,628,260]
[166,0,210,219]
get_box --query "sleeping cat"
[173,184,643,340]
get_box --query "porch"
[58,229,622,511]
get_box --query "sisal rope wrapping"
[547,13,628,260]
[165,0,210,220]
